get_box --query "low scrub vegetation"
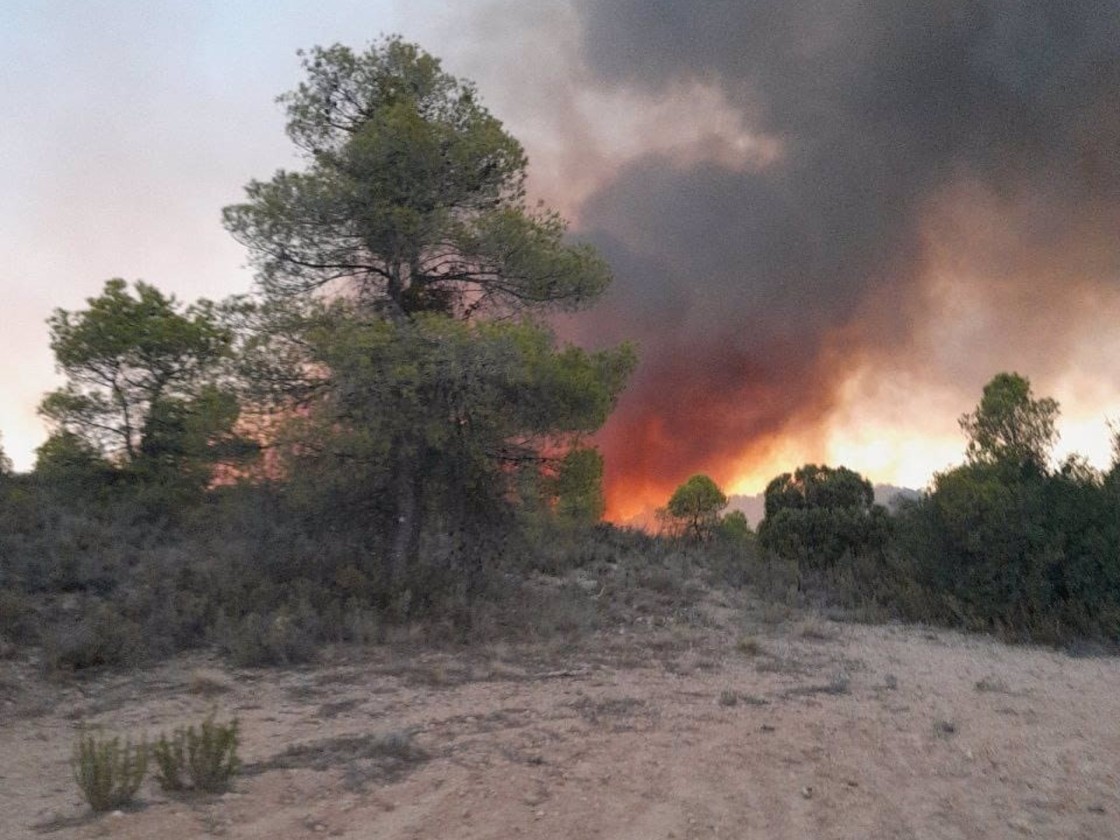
[0,24,1115,684]
[71,713,241,816]
[716,373,1120,646]
[153,714,240,794]
[72,730,148,813]
[3,372,1117,672]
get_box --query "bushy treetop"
[223,37,611,321]
[959,372,1059,472]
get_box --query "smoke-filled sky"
[4,1,1120,520]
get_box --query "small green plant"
[153,714,240,793]
[735,635,763,656]
[152,730,188,792]
[72,729,148,812]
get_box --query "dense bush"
[5,363,1119,670]
[888,458,1120,641]
[758,465,890,572]
[0,471,678,665]
[767,378,1120,644]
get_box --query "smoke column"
[548,1,1120,519]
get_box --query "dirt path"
[3,611,1118,839]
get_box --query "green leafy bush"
[45,602,146,672]
[153,714,240,793]
[72,730,148,812]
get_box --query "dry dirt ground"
[2,593,1119,840]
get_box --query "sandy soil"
[2,597,1119,840]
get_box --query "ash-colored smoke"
[557,1,1120,516]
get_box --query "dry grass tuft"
[189,668,234,696]
[736,635,764,656]
[759,603,792,626]
[797,616,840,641]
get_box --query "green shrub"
[0,588,36,644]
[225,610,317,667]
[151,731,188,792]
[45,603,146,672]
[153,714,240,793]
[72,730,148,812]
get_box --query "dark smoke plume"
[561,1,1120,517]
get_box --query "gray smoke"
[560,1,1120,512]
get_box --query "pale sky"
[3,1,1118,504]
[1,1,470,470]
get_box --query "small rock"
[800,786,813,799]
[1088,804,1106,814]
[534,810,545,820]
[110,810,125,818]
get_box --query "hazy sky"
[3,2,1119,518]
[1,0,457,470]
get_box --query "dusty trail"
[2,606,1118,839]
